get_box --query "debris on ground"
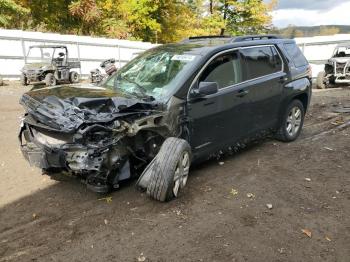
[98,196,113,203]
[301,229,312,238]
[219,161,225,166]
[247,193,255,199]
[305,178,311,182]
[230,188,238,196]
[323,147,334,151]
[104,219,108,225]
[266,203,273,209]
[137,253,146,262]
[333,105,350,113]
[203,186,212,192]
[325,236,332,242]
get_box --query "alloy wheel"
[172,151,190,197]
[286,106,302,137]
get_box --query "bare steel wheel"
[275,99,305,142]
[173,151,190,197]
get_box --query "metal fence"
[0,31,156,79]
[297,39,350,65]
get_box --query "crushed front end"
[18,86,177,193]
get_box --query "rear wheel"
[45,73,57,86]
[146,137,191,202]
[69,71,80,83]
[21,73,28,86]
[316,71,325,89]
[275,100,305,142]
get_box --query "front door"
[187,50,250,157]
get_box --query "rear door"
[187,50,250,156]
[239,45,285,132]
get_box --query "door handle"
[279,76,288,83]
[236,89,249,97]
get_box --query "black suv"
[19,35,312,201]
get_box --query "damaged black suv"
[19,35,312,201]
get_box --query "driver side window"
[199,51,243,89]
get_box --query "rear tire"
[21,73,28,86]
[69,71,80,84]
[146,137,191,202]
[275,100,305,142]
[45,73,57,86]
[316,71,325,89]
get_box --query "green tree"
[218,0,276,35]
[0,0,29,27]
[69,0,101,35]
[319,26,340,36]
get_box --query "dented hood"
[20,84,158,133]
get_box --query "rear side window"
[283,43,308,67]
[199,51,243,89]
[240,46,282,80]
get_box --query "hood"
[328,57,350,63]
[22,62,51,71]
[20,84,159,133]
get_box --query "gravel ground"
[0,81,349,262]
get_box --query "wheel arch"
[292,92,309,111]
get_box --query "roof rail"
[180,35,233,43]
[188,35,232,40]
[232,35,282,42]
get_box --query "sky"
[268,0,350,28]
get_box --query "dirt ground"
[0,82,349,262]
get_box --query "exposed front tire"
[275,100,305,142]
[21,73,28,86]
[316,71,325,89]
[45,73,57,86]
[69,71,80,84]
[144,137,191,202]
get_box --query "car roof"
[157,35,295,56]
[29,45,67,49]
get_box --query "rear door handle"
[236,89,249,97]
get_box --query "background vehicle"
[19,35,311,202]
[21,45,81,86]
[317,44,350,88]
[90,58,118,85]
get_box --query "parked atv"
[317,44,350,89]
[21,45,81,87]
[90,58,117,85]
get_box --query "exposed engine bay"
[19,85,183,193]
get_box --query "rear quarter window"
[283,43,308,67]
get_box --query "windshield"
[26,47,66,63]
[334,47,350,58]
[103,48,198,100]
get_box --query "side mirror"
[191,81,218,98]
